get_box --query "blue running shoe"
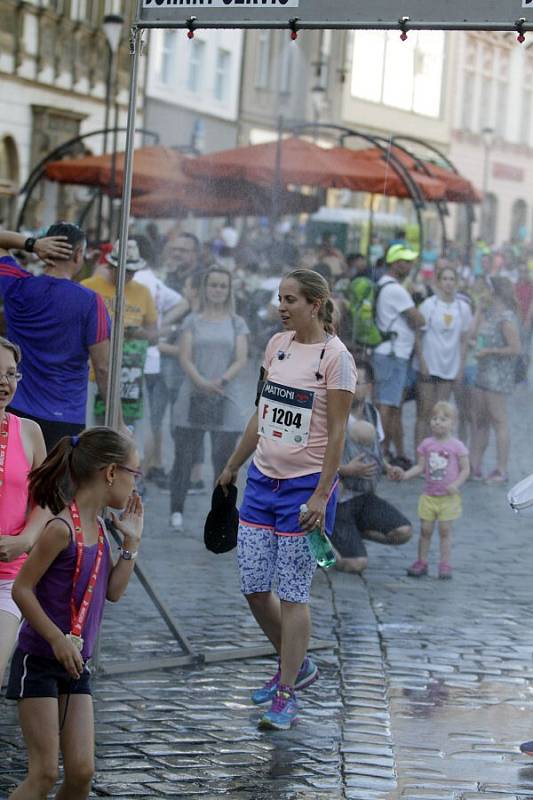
[520,740,533,755]
[251,656,319,705]
[258,686,298,731]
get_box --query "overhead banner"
[137,0,533,29]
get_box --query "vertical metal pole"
[271,114,283,232]
[96,44,113,244]
[104,25,142,431]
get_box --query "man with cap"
[372,244,425,465]
[82,239,158,438]
[0,224,112,450]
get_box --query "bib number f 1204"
[258,381,314,446]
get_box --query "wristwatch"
[119,547,138,561]
[24,237,36,253]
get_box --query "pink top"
[0,413,32,580]
[254,332,357,479]
[417,436,469,497]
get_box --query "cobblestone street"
[2,386,533,799]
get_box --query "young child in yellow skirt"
[400,402,470,579]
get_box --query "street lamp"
[98,13,124,242]
[311,84,326,140]
[480,126,494,243]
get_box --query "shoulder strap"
[45,516,74,541]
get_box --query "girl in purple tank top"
[6,427,143,800]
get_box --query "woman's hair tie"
[70,435,80,448]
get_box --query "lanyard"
[68,501,105,646]
[0,414,9,496]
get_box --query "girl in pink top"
[0,337,48,687]
[218,270,356,731]
[399,401,470,579]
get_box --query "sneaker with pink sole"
[407,559,428,577]
[438,561,453,579]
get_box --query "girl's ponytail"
[29,427,133,515]
[29,436,74,515]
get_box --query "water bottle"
[300,504,336,569]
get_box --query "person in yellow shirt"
[82,239,158,431]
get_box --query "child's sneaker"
[438,561,453,579]
[407,559,428,577]
[258,685,298,731]
[251,656,318,705]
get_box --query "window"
[351,30,445,118]
[522,92,533,144]
[255,30,271,89]
[279,41,293,94]
[214,48,231,102]
[187,39,205,93]
[478,77,493,131]
[159,30,177,86]
[461,72,475,131]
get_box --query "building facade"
[144,27,244,154]
[0,0,139,231]
[237,29,347,146]
[450,32,533,247]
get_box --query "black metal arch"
[16,126,160,232]
[275,120,428,257]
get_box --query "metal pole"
[104,25,142,431]
[96,44,113,243]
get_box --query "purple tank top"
[18,518,111,661]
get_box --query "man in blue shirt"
[0,223,112,450]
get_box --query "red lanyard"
[68,501,105,641]
[0,414,9,496]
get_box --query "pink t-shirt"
[417,436,469,497]
[0,413,32,580]
[254,332,357,479]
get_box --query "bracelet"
[119,547,138,561]
[24,237,36,253]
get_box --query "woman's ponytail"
[321,298,335,335]
[29,436,74,515]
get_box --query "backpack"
[347,277,396,348]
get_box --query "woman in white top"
[414,267,472,446]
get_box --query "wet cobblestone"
[2,387,533,798]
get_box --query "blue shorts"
[239,461,339,536]
[372,353,410,408]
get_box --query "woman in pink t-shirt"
[0,337,48,686]
[218,269,356,731]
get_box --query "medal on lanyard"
[67,501,105,653]
[0,414,9,495]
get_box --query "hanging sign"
[137,0,533,29]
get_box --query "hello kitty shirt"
[417,437,469,497]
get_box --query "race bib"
[258,381,314,446]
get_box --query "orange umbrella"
[131,181,319,218]
[328,147,446,201]
[356,145,480,203]
[182,138,399,192]
[45,147,188,195]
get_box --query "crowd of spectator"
[0,219,530,576]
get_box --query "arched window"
[511,198,528,242]
[0,137,19,229]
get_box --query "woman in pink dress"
[0,337,48,687]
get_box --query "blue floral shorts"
[237,524,316,604]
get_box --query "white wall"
[146,28,244,122]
